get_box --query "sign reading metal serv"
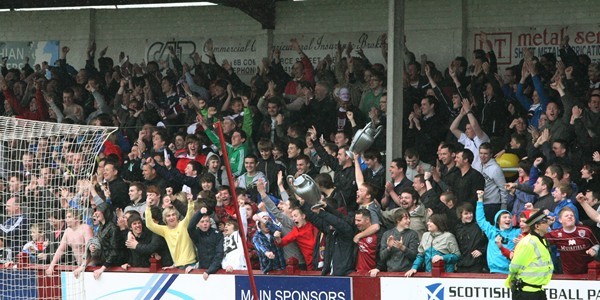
[467,25,600,68]
[235,275,352,300]
[61,272,235,300]
[381,277,600,300]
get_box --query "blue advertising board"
[0,269,38,299]
[235,275,351,300]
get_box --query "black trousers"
[513,290,546,300]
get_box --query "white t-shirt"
[458,132,490,168]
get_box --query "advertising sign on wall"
[0,41,60,69]
[62,272,236,300]
[468,25,600,69]
[235,275,352,300]
[0,269,38,299]
[144,32,387,83]
[273,32,386,74]
[381,277,600,300]
[145,36,264,82]
[62,272,352,300]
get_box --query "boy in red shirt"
[274,207,317,270]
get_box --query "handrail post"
[587,260,600,280]
[284,257,300,275]
[149,257,159,273]
[16,252,29,269]
[431,260,445,277]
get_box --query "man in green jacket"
[199,116,248,177]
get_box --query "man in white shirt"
[450,99,490,168]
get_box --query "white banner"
[61,272,235,300]
[381,277,600,300]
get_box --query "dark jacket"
[313,141,357,210]
[453,167,485,208]
[107,177,130,210]
[121,158,144,183]
[301,203,356,276]
[407,113,448,165]
[98,221,127,267]
[128,226,163,268]
[363,166,386,202]
[0,214,29,253]
[187,211,224,274]
[257,156,286,197]
[305,95,337,140]
[455,220,487,273]
[325,188,348,211]
[154,164,201,197]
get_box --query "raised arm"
[354,153,365,187]
[145,206,165,237]
[463,99,487,140]
[181,200,196,227]
[449,106,466,139]
[576,193,600,223]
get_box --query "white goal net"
[0,116,116,299]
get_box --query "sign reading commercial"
[0,41,60,69]
[235,275,351,300]
[145,36,263,82]
[468,25,600,68]
[145,33,387,83]
[273,32,386,74]
[381,277,600,300]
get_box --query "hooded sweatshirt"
[475,201,521,274]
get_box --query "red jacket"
[283,55,315,96]
[279,222,318,270]
[4,89,48,121]
[175,153,207,174]
[216,202,237,223]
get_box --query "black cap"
[525,209,548,227]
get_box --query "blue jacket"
[0,214,29,253]
[516,74,549,129]
[476,202,521,274]
[252,222,286,273]
[411,231,460,273]
[507,179,536,222]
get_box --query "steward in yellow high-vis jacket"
[505,210,553,300]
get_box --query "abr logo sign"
[473,32,513,65]
[426,283,444,300]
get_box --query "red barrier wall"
[5,255,600,300]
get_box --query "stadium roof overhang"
[0,0,286,29]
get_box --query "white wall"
[0,0,597,79]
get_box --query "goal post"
[0,116,117,299]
